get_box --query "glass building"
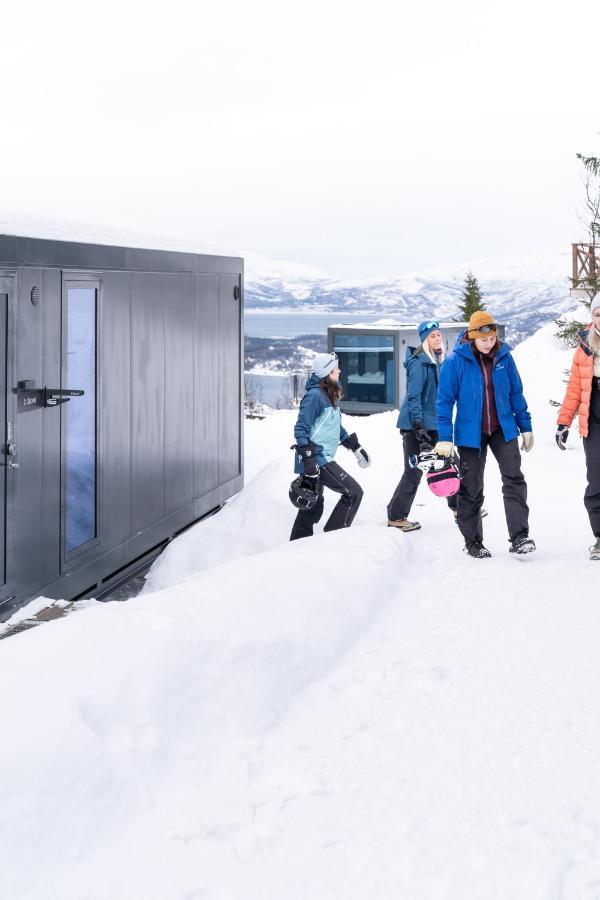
[328,322,504,414]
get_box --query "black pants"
[290,461,364,541]
[457,430,528,545]
[387,429,457,521]
[583,420,600,538]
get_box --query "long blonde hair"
[420,339,445,365]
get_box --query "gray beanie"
[591,296,600,316]
[312,352,338,379]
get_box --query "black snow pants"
[457,429,529,545]
[387,429,457,521]
[583,419,600,538]
[290,460,363,541]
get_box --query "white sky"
[2,0,598,278]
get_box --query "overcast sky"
[2,0,599,278]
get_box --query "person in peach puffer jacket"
[556,296,600,560]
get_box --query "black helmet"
[289,475,320,510]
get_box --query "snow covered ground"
[2,320,600,899]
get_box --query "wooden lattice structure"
[572,243,598,286]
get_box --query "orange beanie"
[467,311,496,338]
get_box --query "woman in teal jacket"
[435,311,535,559]
[290,352,371,540]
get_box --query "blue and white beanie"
[312,352,339,379]
[417,320,440,343]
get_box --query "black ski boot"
[464,541,492,559]
[509,533,536,555]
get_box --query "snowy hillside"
[246,249,573,346]
[2,320,599,900]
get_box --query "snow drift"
[1,318,599,899]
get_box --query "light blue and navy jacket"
[437,333,531,450]
[397,346,443,432]
[294,374,349,474]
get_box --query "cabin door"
[0,276,16,611]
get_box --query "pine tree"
[555,153,600,349]
[456,272,485,322]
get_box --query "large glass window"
[65,286,97,552]
[333,333,395,405]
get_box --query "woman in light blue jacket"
[290,352,371,541]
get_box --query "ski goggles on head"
[469,323,497,335]
[425,320,440,331]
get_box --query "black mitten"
[294,442,320,477]
[555,425,569,450]
[340,432,360,451]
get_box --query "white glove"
[520,432,534,452]
[434,441,453,458]
[354,447,371,468]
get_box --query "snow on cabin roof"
[0,212,238,259]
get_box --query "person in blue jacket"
[290,352,371,541]
[435,310,535,558]
[387,319,457,531]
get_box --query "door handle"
[7,462,19,469]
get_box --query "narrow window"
[65,286,97,552]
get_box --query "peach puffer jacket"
[558,326,596,438]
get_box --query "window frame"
[60,274,102,569]
[331,328,398,409]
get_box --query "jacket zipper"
[479,357,491,434]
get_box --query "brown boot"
[387,518,421,532]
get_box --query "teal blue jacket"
[397,346,442,431]
[294,374,349,473]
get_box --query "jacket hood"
[454,329,511,361]
[404,345,436,370]
[304,372,323,391]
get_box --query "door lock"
[6,441,17,456]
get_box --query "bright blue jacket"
[397,346,443,431]
[294,374,349,473]
[437,336,531,449]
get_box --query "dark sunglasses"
[470,323,497,335]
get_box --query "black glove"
[555,425,569,450]
[414,422,433,447]
[294,442,320,477]
[340,432,360,451]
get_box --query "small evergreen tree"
[456,271,485,322]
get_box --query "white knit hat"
[591,296,600,315]
[312,352,338,379]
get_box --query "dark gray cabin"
[0,234,243,620]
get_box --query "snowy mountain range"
[245,249,575,346]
